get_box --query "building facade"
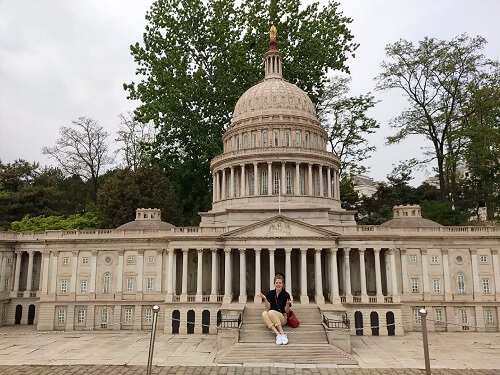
[1,31,499,338]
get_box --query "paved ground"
[1,326,500,370]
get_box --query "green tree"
[97,165,183,229]
[375,34,495,202]
[420,201,470,226]
[125,0,358,224]
[10,212,99,232]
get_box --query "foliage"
[42,116,113,203]
[10,212,99,232]
[125,0,358,224]
[420,201,470,226]
[97,165,183,228]
[375,34,496,202]
[339,176,360,210]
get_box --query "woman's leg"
[268,310,287,335]
[261,311,280,335]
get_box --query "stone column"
[239,248,247,303]
[165,248,174,301]
[137,250,144,298]
[230,166,235,198]
[254,248,262,303]
[400,248,409,296]
[471,248,482,301]
[215,171,220,201]
[40,251,50,294]
[89,250,97,298]
[240,164,245,197]
[492,249,500,302]
[442,249,452,301]
[221,169,226,199]
[420,248,430,300]
[68,251,77,297]
[374,248,383,303]
[329,248,340,304]
[50,252,59,296]
[308,163,313,195]
[267,162,272,195]
[359,248,368,303]
[295,162,300,195]
[327,167,332,198]
[389,248,400,302]
[117,250,124,297]
[181,248,189,302]
[156,250,163,293]
[212,173,217,202]
[253,163,259,195]
[335,170,340,199]
[172,250,177,293]
[0,254,7,292]
[318,165,324,196]
[300,248,309,304]
[196,249,203,302]
[285,248,292,297]
[13,251,22,293]
[343,248,352,302]
[210,248,218,302]
[25,251,35,296]
[281,162,286,195]
[314,248,324,304]
[269,248,275,289]
[223,248,232,303]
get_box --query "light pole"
[419,308,431,375]
[146,305,160,375]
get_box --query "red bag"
[287,310,300,328]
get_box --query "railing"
[217,295,224,302]
[462,325,470,331]
[202,296,210,302]
[369,296,377,303]
[323,313,350,329]
[352,296,361,303]
[30,291,37,298]
[172,295,180,302]
[17,292,23,298]
[187,296,196,302]
[384,296,393,303]
[217,313,242,329]
[340,296,346,303]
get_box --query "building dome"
[117,208,175,230]
[380,204,442,228]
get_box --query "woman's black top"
[266,289,291,313]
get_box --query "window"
[286,169,292,194]
[243,134,248,149]
[409,255,417,263]
[125,308,133,323]
[430,255,439,264]
[432,278,441,294]
[315,172,320,195]
[485,309,494,325]
[147,256,155,265]
[101,308,109,327]
[236,137,240,150]
[482,278,491,294]
[263,131,268,147]
[126,278,135,292]
[127,256,136,264]
[305,133,309,148]
[285,132,290,146]
[312,134,317,148]
[4,279,9,291]
[435,309,444,324]
[58,308,66,324]
[299,169,304,195]
[261,169,268,195]
[460,309,468,326]
[249,171,254,195]
[145,307,153,323]
[77,309,86,324]
[60,279,68,294]
[6,258,11,264]
[146,278,154,293]
[252,133,257,148]
[273,169,280,194]
[323,174,327,196]
[411,278,419,293]
[413,309,421,324]
[273,131,279,146]
[62,257,69,265]
[457,273,465,294]
[295,131,301,146]
[82,257,90,265]
[103,273,111,294]
[480,255,488,263]
[80,280,88,294]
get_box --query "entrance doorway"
[15,305,22,324]
[354,311,363,336]
[172,310,180,334]
[187,310,195,334]
[28,304,35,325]
[370,311,379,336]
[386,311,395,336]
[202,310,210,334]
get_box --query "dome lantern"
[264,25,283,79]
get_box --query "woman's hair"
[273,274,285,284]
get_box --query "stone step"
[217,343,357,365]
[239,323,328,344]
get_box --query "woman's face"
[275,278,283,291]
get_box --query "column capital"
[441,248,449,255]
[240,163,245,168]
[267,161,272,165]
[156,249,163,255]
[197,248,204,254]
[300,248,308,255]
[388,248,396,255]
[15,250,23,255]
[492,249,499,256]
[210,248,218,254]
[343,247,351,255]
[137,249,145,256]
[358,247,366,254]
[285,248,292,254]
[399,247,407,255]
[91,249,98,256]
[314,248,322,254]
[253,162,258,166]
[182,248,189,254]
[295,161,301,166]
[72,250,79,257]
[238,248,246,254]
[254,248,261,255]
[42,250,51,257]
[373,247,381,254]
[224,247,232,254]
[167,248,175,255]
[118,250,125,256]
[329,248,338,255]
[268,248,275,254]
[308,162,313,167]
[470,248,478,256]
[27,250,35,256]
[420,248,428,255]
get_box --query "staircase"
[216,303,357,365]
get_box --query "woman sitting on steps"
[259,273,292,345]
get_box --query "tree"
[375,34,495,202]
[322,76,379,176]
[42,116,112,203]
[97,165,183,229]
[10,212,99,232]
[115,112,155,171]
[125,0,358,224]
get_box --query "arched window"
[285,132,290,146]
[274,131,279,146]
[250,171,255,195]
[261,169,268,195]
[273,169,280,194]
[457,273,465,294]
[243,134,248,149]
[252,133,257,148]
[103,273,111,294]
[263,131,268,147]
[295,131,301,147]
[286,169,292,194]
[312,134,318,149]
[305,133,309,148]
[236,137,240,150]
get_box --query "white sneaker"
[281,334,288,345]
[275,334,283,345]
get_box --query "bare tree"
[115,112,155,171]
[43,116,112,202]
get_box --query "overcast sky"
[1,0,499,186]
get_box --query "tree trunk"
[437,155,447,201]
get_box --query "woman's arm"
[285,299,291,314]
[258,292,271,311]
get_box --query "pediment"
[222,215,338,238]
